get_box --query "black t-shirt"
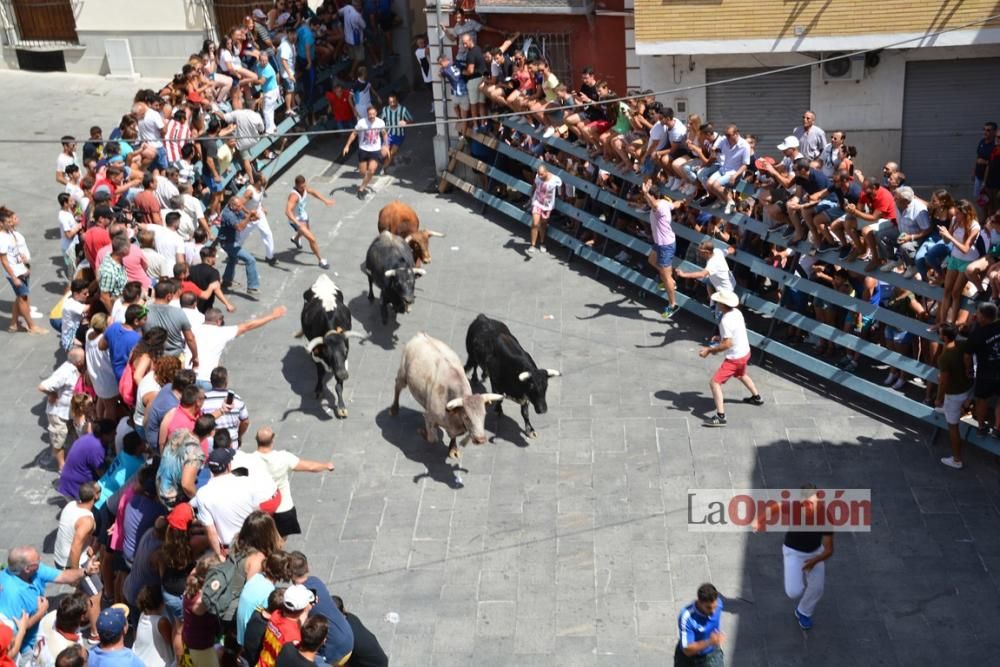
[834,181,862,209]
[202,138,220,175]
[784,531,831,553]
[189,262,220,312]
[967,320,1000,380]
[275,644,315,667]
[463,46,487,80]
[580,83,599,117]
[345,613,388,667]
[976,139,995,180]
[987,146,1000,189]
[242,611,267,667]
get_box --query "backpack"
[118,359,137,408]
[201,550,250,621]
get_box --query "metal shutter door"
[706,67,812,159]
[901,58,1000,191]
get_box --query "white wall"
[75,0,206,32]
[638,44,1000,178]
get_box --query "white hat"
[282,584,316,612]
[252,8,267,19]
[710,290,740,308]
[777,136,800,151]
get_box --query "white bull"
[390,332,503,458]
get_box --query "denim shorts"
[815,200,844,220]
[654,243,676,267]
[6,274,28,297]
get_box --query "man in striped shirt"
[163,108,192,166]
[381,94,412,170]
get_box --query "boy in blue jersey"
[675,583,725,666]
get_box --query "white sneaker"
[883,371,899,386]
[526,246,537,254]
[891,376,906,390]
[940,456,964,469]
[542,127,555,139]
[539,246,548,254]
[724,200,735,215]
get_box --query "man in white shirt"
[194,447,281,557]
[882,186,931,275]
[675,240,737,301]
[251,426,333,537]
[146,212,185,276]
[698,290,763,427]
[192,305,287,382]
[57,192,83,280]
[56,135,77,185]
[706,125,751,213]
[341,105,389,199]
[526,164,563,254]
[792,110,827,161]
[38,348,86,471]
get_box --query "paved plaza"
[2,71,1000,666]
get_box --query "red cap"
[167,502,195,530]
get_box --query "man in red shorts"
[698,290,763,427]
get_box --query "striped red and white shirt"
[163,119,192,164]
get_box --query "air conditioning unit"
[821,53,864,82]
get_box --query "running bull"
[362,230,426,324]
[465,314,561,438]
[377,201,445,267]
[300,274,365,418]
[390,332,504,459]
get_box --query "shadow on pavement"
[374,406,467,489]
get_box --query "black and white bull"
[464,314,561,437]
[300,274,365,418]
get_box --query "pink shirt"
[650,200,675,246]
[96,243,149,291]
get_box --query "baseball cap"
[777,135,800,150]
[252,8,266,19]
[207,447,235,473]
[282,584,317,612]
[167,502,195,530]
[96,604,129,642]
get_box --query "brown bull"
[376,201,445,267]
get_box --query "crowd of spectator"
[0,3,402,666]
[439,7,1000,471]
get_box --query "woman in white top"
[133,585,176,667]
[197,42,232,104]
[938,199,981,326]
[218,34,256,108]
[240,173,276,264]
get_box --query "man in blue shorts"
[381,93,412,170]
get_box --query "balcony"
[474,0,594,14]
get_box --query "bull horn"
[518,371,531,382]
[384,269,397,278]
[333,327,343,334]
[404,234,413,243]
[446,397,464,411]
[304,337,324,353]
[427,230,446,238]
[546,369,562,377]
[343,330,367,339]
[482,393,505,404]
[413,268,427,277]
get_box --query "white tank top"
[54,501,93,568]
[246,185,264,212]
[133,613,175,667]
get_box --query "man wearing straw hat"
[698,290,763,427]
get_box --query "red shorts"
[532,204,552,220]
[713,352,751,384]
[587,120,612,135]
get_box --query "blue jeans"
[221,243,259,290]
[915,237,950,276]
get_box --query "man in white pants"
[256,52,282,135]
[240,173,276,265]
[759,483,834,631]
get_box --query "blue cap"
[96,606,128,641]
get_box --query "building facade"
[427,0,629,171]
[632,0,1000,191]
